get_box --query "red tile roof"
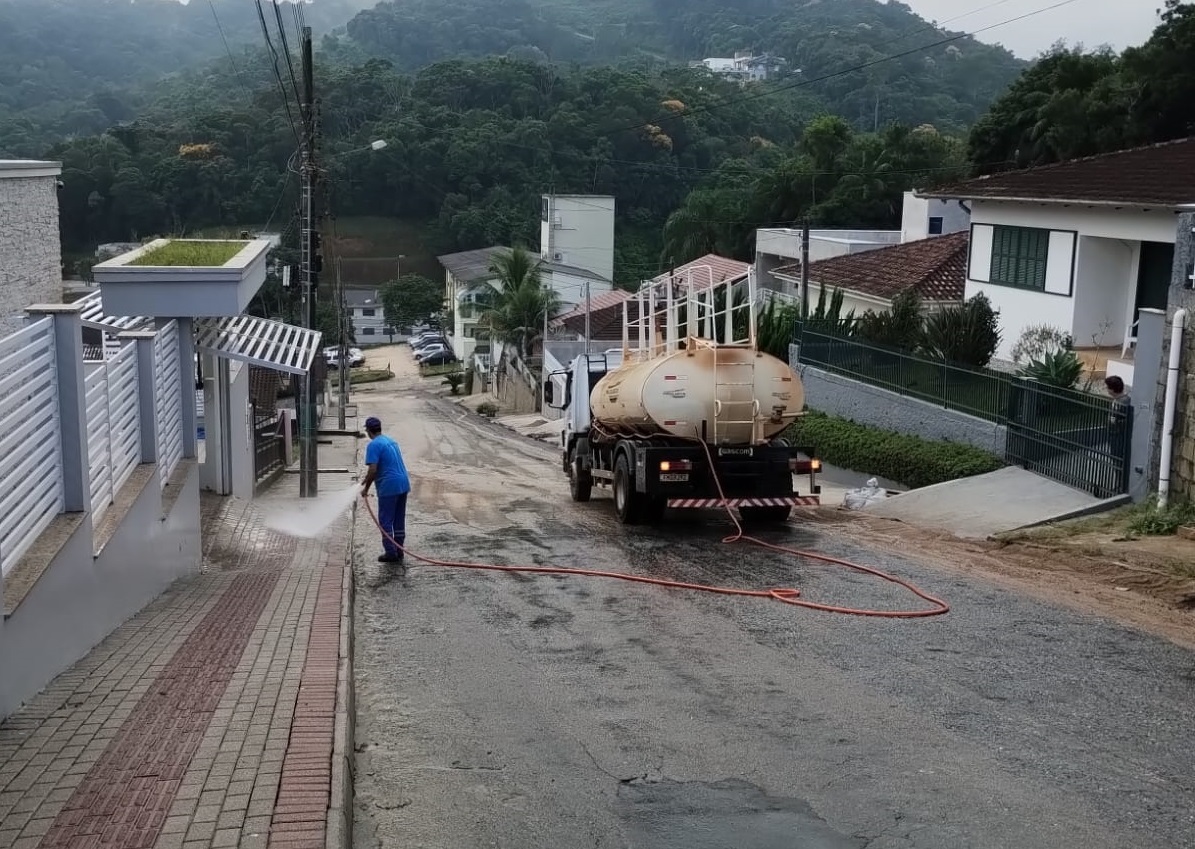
[650,254,749,289]
[774,232,968,303]
[550,290,638,340]
[922,137,1195,207]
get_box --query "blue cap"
[365,416,381,431]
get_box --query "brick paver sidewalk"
[0,490,354,849]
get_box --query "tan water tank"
[590,346,805,445]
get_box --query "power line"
[253,0,301,143]
[271,0,304,115]
[205,0,252,102]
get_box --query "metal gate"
[1004,379,1132,498]
[251,404,286,482]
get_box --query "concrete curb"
[326,505,357,849]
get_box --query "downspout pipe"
[1158,308,1189,508]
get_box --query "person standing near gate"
[360,416,411,564]
[1104,375,1132,444]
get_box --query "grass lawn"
[129,240,245,267]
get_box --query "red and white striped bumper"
[665,496,821,509]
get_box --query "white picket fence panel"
[84,342,142,524]
[108,343,142,495]
[84,363,113,523]
[0,318,65,575]
[154,321,184,489]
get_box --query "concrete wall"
[0,463,202,718]
[0,162,63,338]
[788,344,1007,456]
[901,194,971,242]
[540,195,615,282]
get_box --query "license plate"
[659,473,690,482]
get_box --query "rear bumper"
[666,496,821,509]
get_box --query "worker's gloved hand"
[359,487,369,499]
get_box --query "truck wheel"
[613,454,642,525]
[569,456,592,503]
[739,506,791,525]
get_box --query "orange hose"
[361,436,950,618]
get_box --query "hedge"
[783,411,1004,490]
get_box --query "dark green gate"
[1004,379,1132,499]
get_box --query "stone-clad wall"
[0,165,63,338]
[1153,212,1195,499]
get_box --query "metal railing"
[0,318,65,573]
[84,363,113,523]
[797,327,1011,423]
[108,343,142,496]
[794,325,1132,496]
[154,321,184,489]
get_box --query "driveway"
[349,360,1195,849]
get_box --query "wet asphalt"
[351,386,1195,849]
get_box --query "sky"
[901,0,1162,58]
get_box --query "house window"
[361,308,376,317]
[928,216,944,235]
[362,327,375,336]
[990,226,1050,290]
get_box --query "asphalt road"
[351,373,1195,849]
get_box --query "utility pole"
[583,280,591,355]
[298,26,320,498]
[800,219,810,320]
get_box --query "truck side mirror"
[543,381,554,405]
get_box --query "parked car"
[413,344,446,361]
[324,347,365,367]
[411,334,447,349]
[419,350,459,367]
[412,339,449,356]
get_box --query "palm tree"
[482,247,561,358]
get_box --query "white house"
[755,190,970,297]
[440,194,617,361]
[0,159,63,337]
[921,138,1192,387]
[694,52,786,82]
[343,287,387,344]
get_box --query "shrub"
[1125,498,1195,537]
[1010,324,1072,365]
[856,288,924,351]
[921,293,1001,368]
[1020,349,1084,389]
[442,372,465,395]
[477,401,499,418]
[784,411,1004,489]
[804,287,857,335]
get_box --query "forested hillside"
[339,0,1026,131]
[0,0,368,151]
[969,0,1192,172]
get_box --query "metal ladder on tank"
[711,353,760,445]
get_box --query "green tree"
[482,247,560,357]
[381,274,444,330]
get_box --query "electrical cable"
[359,440,951,619]
[205,0,252,102]
[253,0,301,143]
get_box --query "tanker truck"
[544,269,821,526]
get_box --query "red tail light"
[660,460,693,472]
[791,459,821,474]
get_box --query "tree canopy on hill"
[968,1,1186,172]
[339,0,1026,132]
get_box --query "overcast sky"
[901,0,1161,58]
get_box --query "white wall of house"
[351,303,387,344]
[540,194,615,281]
[901,193,971,242]
[965,201,1179,361]
[0,161,63,337]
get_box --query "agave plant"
[1020,349,1085,389]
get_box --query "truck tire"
[613,454,643,525]
[739,505,791,525]
[569,455,592,503]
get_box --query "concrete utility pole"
[298,26,320,498]
[583,280,591,355]
[800,219,810,320]
[336,256,348,431]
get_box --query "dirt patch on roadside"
[798,507,1195,650]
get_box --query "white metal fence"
[84,342,142,523]
[0,318,65,574]
[155,321,184,489]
